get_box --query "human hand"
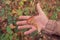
[16,3,48,35]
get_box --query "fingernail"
[24,32,28,35]
[18,26,20,30]
[16,22,19,25]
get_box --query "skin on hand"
[16,3,48,35]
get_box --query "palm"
[16,3,48,35]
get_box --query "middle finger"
[16,21,27,25]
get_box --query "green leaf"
[30,31,38,37]
[23,7,30,15]
[17,9,23,16]
[51,12,57,20]
[7,15,13,24]
[1,34,9,40]
[0,8,5,16]
[6,26,13,34]
[19,1,24,6]
[4,34,9,40]
[1,34,5,39]
[9,35,13,40]
[56,7,60,12]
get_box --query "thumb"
[37,3,45,15]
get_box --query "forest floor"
[0,0,60,40]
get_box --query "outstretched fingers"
[24,26,36,35]
[18,25,36,35]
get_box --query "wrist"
[43,20,56,34]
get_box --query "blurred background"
[0,0,60,40]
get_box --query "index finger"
[18,16,31,20]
